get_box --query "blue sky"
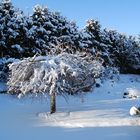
[11,0,140,36]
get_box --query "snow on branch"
[7,53,103,97]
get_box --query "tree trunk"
[50,92,56,114]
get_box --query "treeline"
[0,0,140,73]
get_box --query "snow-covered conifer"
[0,0,28,58]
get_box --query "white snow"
[129,106,140,116]
[124,88,140,99]
[0,74,140,140]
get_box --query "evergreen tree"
[0,0,28,58]
[27,5,49,55]
[86,19,101,42]
[28,5,80,55]
[82,20,112,65]
[100,29,140,72]
[0,0,139,74]
[48,11,80,54]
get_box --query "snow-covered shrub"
[7,53,103,97]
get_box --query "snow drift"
[130,106,140,116]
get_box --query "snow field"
[0,74,140,140]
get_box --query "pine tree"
[86,19,101,42]
[82,20,112,65]
[0,0,28,58]
[48,11,80,53]
[27,5,49,55]
[99,29,140,73]
[29,5,80,55]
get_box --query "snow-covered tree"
[0,0,28,58]
[101,29,140,72]
[80,20,113,66]
[86,19,101,42]
[123,37,140,73]
[0,0,139,74]
[89,27,140,73]
[27,5,49,55]
[28,5,80,55]
[7,53,103,113]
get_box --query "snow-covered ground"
[0,74,140,140]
